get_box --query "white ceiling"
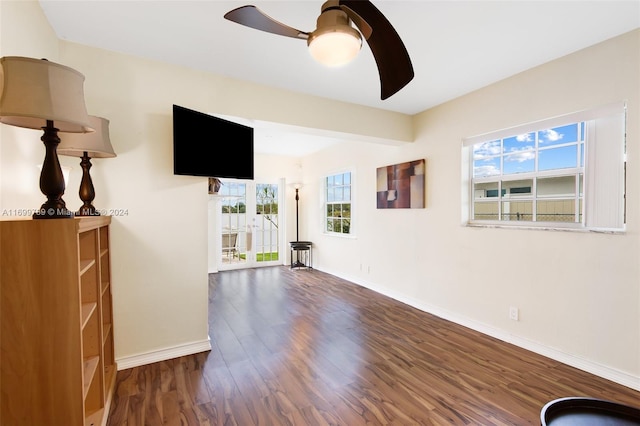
[39,0,640,156]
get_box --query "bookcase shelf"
[82,302,98,329]
[80,259,96,275]
[1,216,117,426]
[83,356,100,398]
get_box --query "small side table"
[290,241,312,270]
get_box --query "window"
[325,171,352,235]
[464,102,626,231]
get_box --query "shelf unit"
[1,216,116,426]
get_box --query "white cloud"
[474,164,500,177]
[473,140,501,159]
[516,133,533,142]
[540,129,563,143]
[505,149,536,163]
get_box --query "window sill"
[322,232,357,239]
[465,222,625,234]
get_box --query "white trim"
[321,266,640,392]
[464,104,626,231]
[465,222,625,234]
[322,169,355,236]
[115,337,212,370]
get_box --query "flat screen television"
[173,104,254,179]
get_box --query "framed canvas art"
[376,159,425,209]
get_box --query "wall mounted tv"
[173,104,254,180]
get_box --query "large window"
[464,103,626,231]
[325,171,352,235]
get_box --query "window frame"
[463,102,626,232]
[323,170,354,237]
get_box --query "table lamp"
[0,56,93,219]
[58,115,116,216]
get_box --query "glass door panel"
[219,181,248,270]
[254,183,280,266]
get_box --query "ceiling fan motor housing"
[307,0,362,66]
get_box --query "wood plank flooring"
[106,266,640,425]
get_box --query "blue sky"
[473,123,583,177]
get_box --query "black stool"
[289,241,312,269]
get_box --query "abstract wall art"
[376,159,425,209]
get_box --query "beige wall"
[302,30,640,390]
[53,42,413,366]
[0,1,414,367]
[1,2,638,390]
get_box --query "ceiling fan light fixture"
[223,0,414,99]
[308,26,362,67]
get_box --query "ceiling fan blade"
[339,0,414,100]
[224,5,310,40]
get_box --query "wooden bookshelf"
[1,216,116,426]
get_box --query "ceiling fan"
[224,0,414,100]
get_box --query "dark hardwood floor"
[107,266,640,425]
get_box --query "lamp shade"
[308,28,362,67]
[0,56,92,133]
[58,116,116,158]
[307,4,362,68]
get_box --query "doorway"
[214,179,284,271]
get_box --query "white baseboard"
[116,337,212,370]
[324,268,640,392]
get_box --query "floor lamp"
[0,56,93,219]
[291,183,307,268]
[58,116,116,216]
[295,183,301,242]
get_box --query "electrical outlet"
[509,306,519,321]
